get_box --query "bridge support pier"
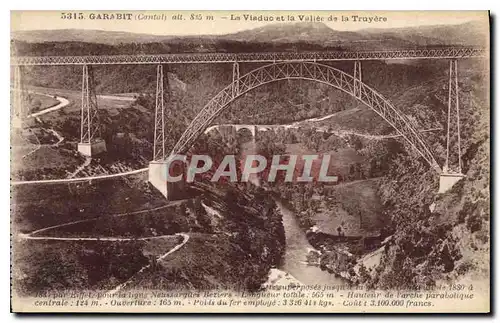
[78,65,106,157]
[148,65,188,200]
[78,140,107,156]
[439,59,464,193]
[153,64,169,161]
[12,117,23,129]
[148,160,187,200]
[439,173,465,194]
[12,65,27,128]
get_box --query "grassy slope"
[11,86,152,181]
[285,142,364,179]
[28,93,60,112]
[12,170,285,295]
[312,178,383,237]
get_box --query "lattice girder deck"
[11,48,486,66]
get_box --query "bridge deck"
[11,48,486,66]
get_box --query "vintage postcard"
[10,10,490,313]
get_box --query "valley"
[10,20,490,297]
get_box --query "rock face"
[262,268,302,288]
[305,246,357,278]
[306,249,321,266]
[121,184,287,292]
[320,249,356,276]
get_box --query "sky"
[11,11,488,36]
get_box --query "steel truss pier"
[77,65,106,156]
[439,59,465,193]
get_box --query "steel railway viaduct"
[11,48,487,197]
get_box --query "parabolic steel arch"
[170,61,442,173]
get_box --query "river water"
[276,200,345,286]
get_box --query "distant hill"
[220,22,362,43]
[359,21,488,47]
[11,21,488,51]
[11,29,180,45]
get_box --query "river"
[240,140,345,286]
[276,199,345,286]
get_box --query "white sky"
[11,11,488,36]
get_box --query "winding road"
[12,91,148,186]
[28,94,70,118]
[11,167,148,185]
[15,91,394,291]
[19,93,69,159]
[17,202,186,240]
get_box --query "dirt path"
[18,202,186,239]
[19,233,186,242]
[15,98,440,185]
[106,233,190,295]
[12,90,149,185]
[47,128,64,147]
[20,131,41,159]
[67,157,92,179]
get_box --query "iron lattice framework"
[444,59,462,174]
[153,65,170,161]
[171,61,442,173]
[11,48,486,66]
[353,61,362,98]
[80,65,101,143]
[12,65,28,121]
[232,62,240,97]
